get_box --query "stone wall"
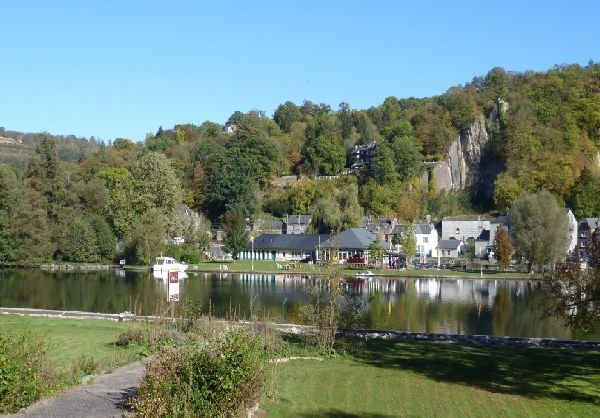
[345,329,600,350]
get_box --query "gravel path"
[8,360,147,418]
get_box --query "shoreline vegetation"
[1,259,532,279]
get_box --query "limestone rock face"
[432,114,490,192]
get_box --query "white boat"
[355,270,374,278]
[153,256,188,274]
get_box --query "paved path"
[9,360,147,418]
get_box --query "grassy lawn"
[0,315,136,371]
[182,260,530,279]
[265,337,600,417]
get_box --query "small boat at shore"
[355,270,374,278]
[152,256,188,274]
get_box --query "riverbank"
[125,259,532,279]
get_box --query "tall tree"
[131,152,183,218]
[131,209,167,265]
[509,191,569,272]
[223,206,248,258]
[492,225,513,270]
[64,218,98,263]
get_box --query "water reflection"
[0,268,597,340]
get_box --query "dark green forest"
[1,63,599,264]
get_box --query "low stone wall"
[345,329,600,350]
[2,308,598,350]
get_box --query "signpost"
[168,270,179,302]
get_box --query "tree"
[302,134,346,176]
[131,152,183,218]
[0,170,15,263]
[273,101,302,133]
[131,209,167,265]
[64,218,98,263]
[367,238,385,267]
[390,136,423,182]
[310,182,362,233]
[493,173,523,210]
[223,206,248,258]
[89,215,116,262]
[493,225,513,270]
[569,167,600,219]
[544,245,600,334]
[396,223,417,266]
[509,191,569,272]
[11,185,53,262]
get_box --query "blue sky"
[1,1,599,141]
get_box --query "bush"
[131,328,269,417]
[0,331,50,413]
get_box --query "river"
[0,268,597,340]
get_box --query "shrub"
[0,331,49,413]
[131,328,268,417]
[73,355,99,376]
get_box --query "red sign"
[169,294,179,302]
[169,271,178,283]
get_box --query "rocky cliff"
[431,114,490,193]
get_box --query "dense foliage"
[0,63,599,265]
[131,329,269,417]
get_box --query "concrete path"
[9,360,147,418]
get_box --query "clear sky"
[2,1,599,142]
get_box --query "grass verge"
[0,315,136,371]
[264,336,600,417]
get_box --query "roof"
[286,215,312,225]
[249,234,330,251]
[438,239,463,250]
[320,228,377,250]
[476,229,490,242]
[442,215,493,222]
[391,223,434,235]
[579,218,599,228]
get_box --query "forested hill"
[0,129,102,170]
[1,63,600,264]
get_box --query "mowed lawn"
[0,315,135,370]
[265,338,600,417]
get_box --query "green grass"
[182,260,530,279]
[264,336,600,417]
[0,315,136,371]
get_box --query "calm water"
[0,268,597,340]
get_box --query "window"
[423,237,428,243]
[580,231,588,238]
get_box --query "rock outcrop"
[431,114,490,192]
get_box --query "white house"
[414,223,438,261]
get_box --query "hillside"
[1,62,600,264]
[0,129,102,171]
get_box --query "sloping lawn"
[265,338,600,417]
[0,314,135,370]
